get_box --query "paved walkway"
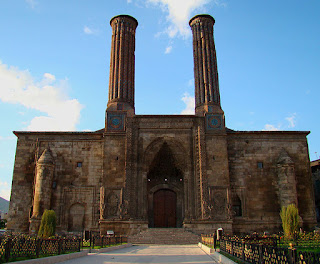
[59,245,220,264]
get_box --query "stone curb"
[198,242,215,254]
[12,249,89,264]
[198,243,236,264]
[89,243,132,253]
[211,252,237,264]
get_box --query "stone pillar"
[277,149,298,208]
[100,186,105,220]
[29,148,55,233]
[107,15,138,116]
[189,14,222,116]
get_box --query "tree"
[280,204,300,239]
[38,209,56,238]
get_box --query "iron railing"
[0,235,81,263]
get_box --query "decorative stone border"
[12,244,133,263]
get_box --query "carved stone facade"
[7,14,316,235]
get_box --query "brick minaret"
[107,15,138,116]
[189,15,223,117]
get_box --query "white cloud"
[0,61,83,131]
[127,0,132,3]
[43,73,56,82]
[83,26,98,35]
[262,124,280,131]
[84,26,93,34]
[165,45,173,54]
[0,181,10,200]
[26,0,37,9]
[286,113,296,128]
[147,0,225,38]
[180,92,195,115]
[188,78,194,87]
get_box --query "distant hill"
[0,197,9,213]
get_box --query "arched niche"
[68,203,85,232]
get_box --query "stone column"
[189,15,222,116]
[29,148,54,233]
[100,186,105,220]
[107,15,138,116]
[277,149,298,208]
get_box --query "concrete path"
[59,245,220,264]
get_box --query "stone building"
[7,14,316,235]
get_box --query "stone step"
[129,228,200,245]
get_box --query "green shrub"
[280,204,300,239]
[0,219,7,229]
[38,209,56,238]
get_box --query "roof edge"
[226,130,310,135]
[13,130,104,136]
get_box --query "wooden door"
[153,189,176,228]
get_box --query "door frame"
[153,189,177,228]
[148,184,183,228]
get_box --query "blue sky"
[0,0,319,200]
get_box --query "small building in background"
[311,159,320,223]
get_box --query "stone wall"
[7,132,104,232]
[7,124,317,235]
[7,134,36,231]
[227,131,317,233]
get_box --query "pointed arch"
[143,137,190,174]
[68,203,85,231]
[232,194,242,217]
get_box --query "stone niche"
[60,186,97,232]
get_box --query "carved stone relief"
[107,192,119,216]
[209,186,228,220]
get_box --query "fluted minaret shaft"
[108,15,138,109]
[189,15,221,114]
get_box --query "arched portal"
[147,142,184,227]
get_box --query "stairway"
[128,228,200,245]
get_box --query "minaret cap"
[38,149,54,165]
[189,14,215,26]
[277,149,294,165]
[110,14,138,26]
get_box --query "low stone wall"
[211,252,237,264]
[13,250,89,264]
[99,220,148,236]
[197,242,214,254]
[198,243,236,264]
[90,243,132,253]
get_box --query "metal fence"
[0,235,81,263]
[218,237,320,264]
[81,232,127,249]
[0,232,128,263]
